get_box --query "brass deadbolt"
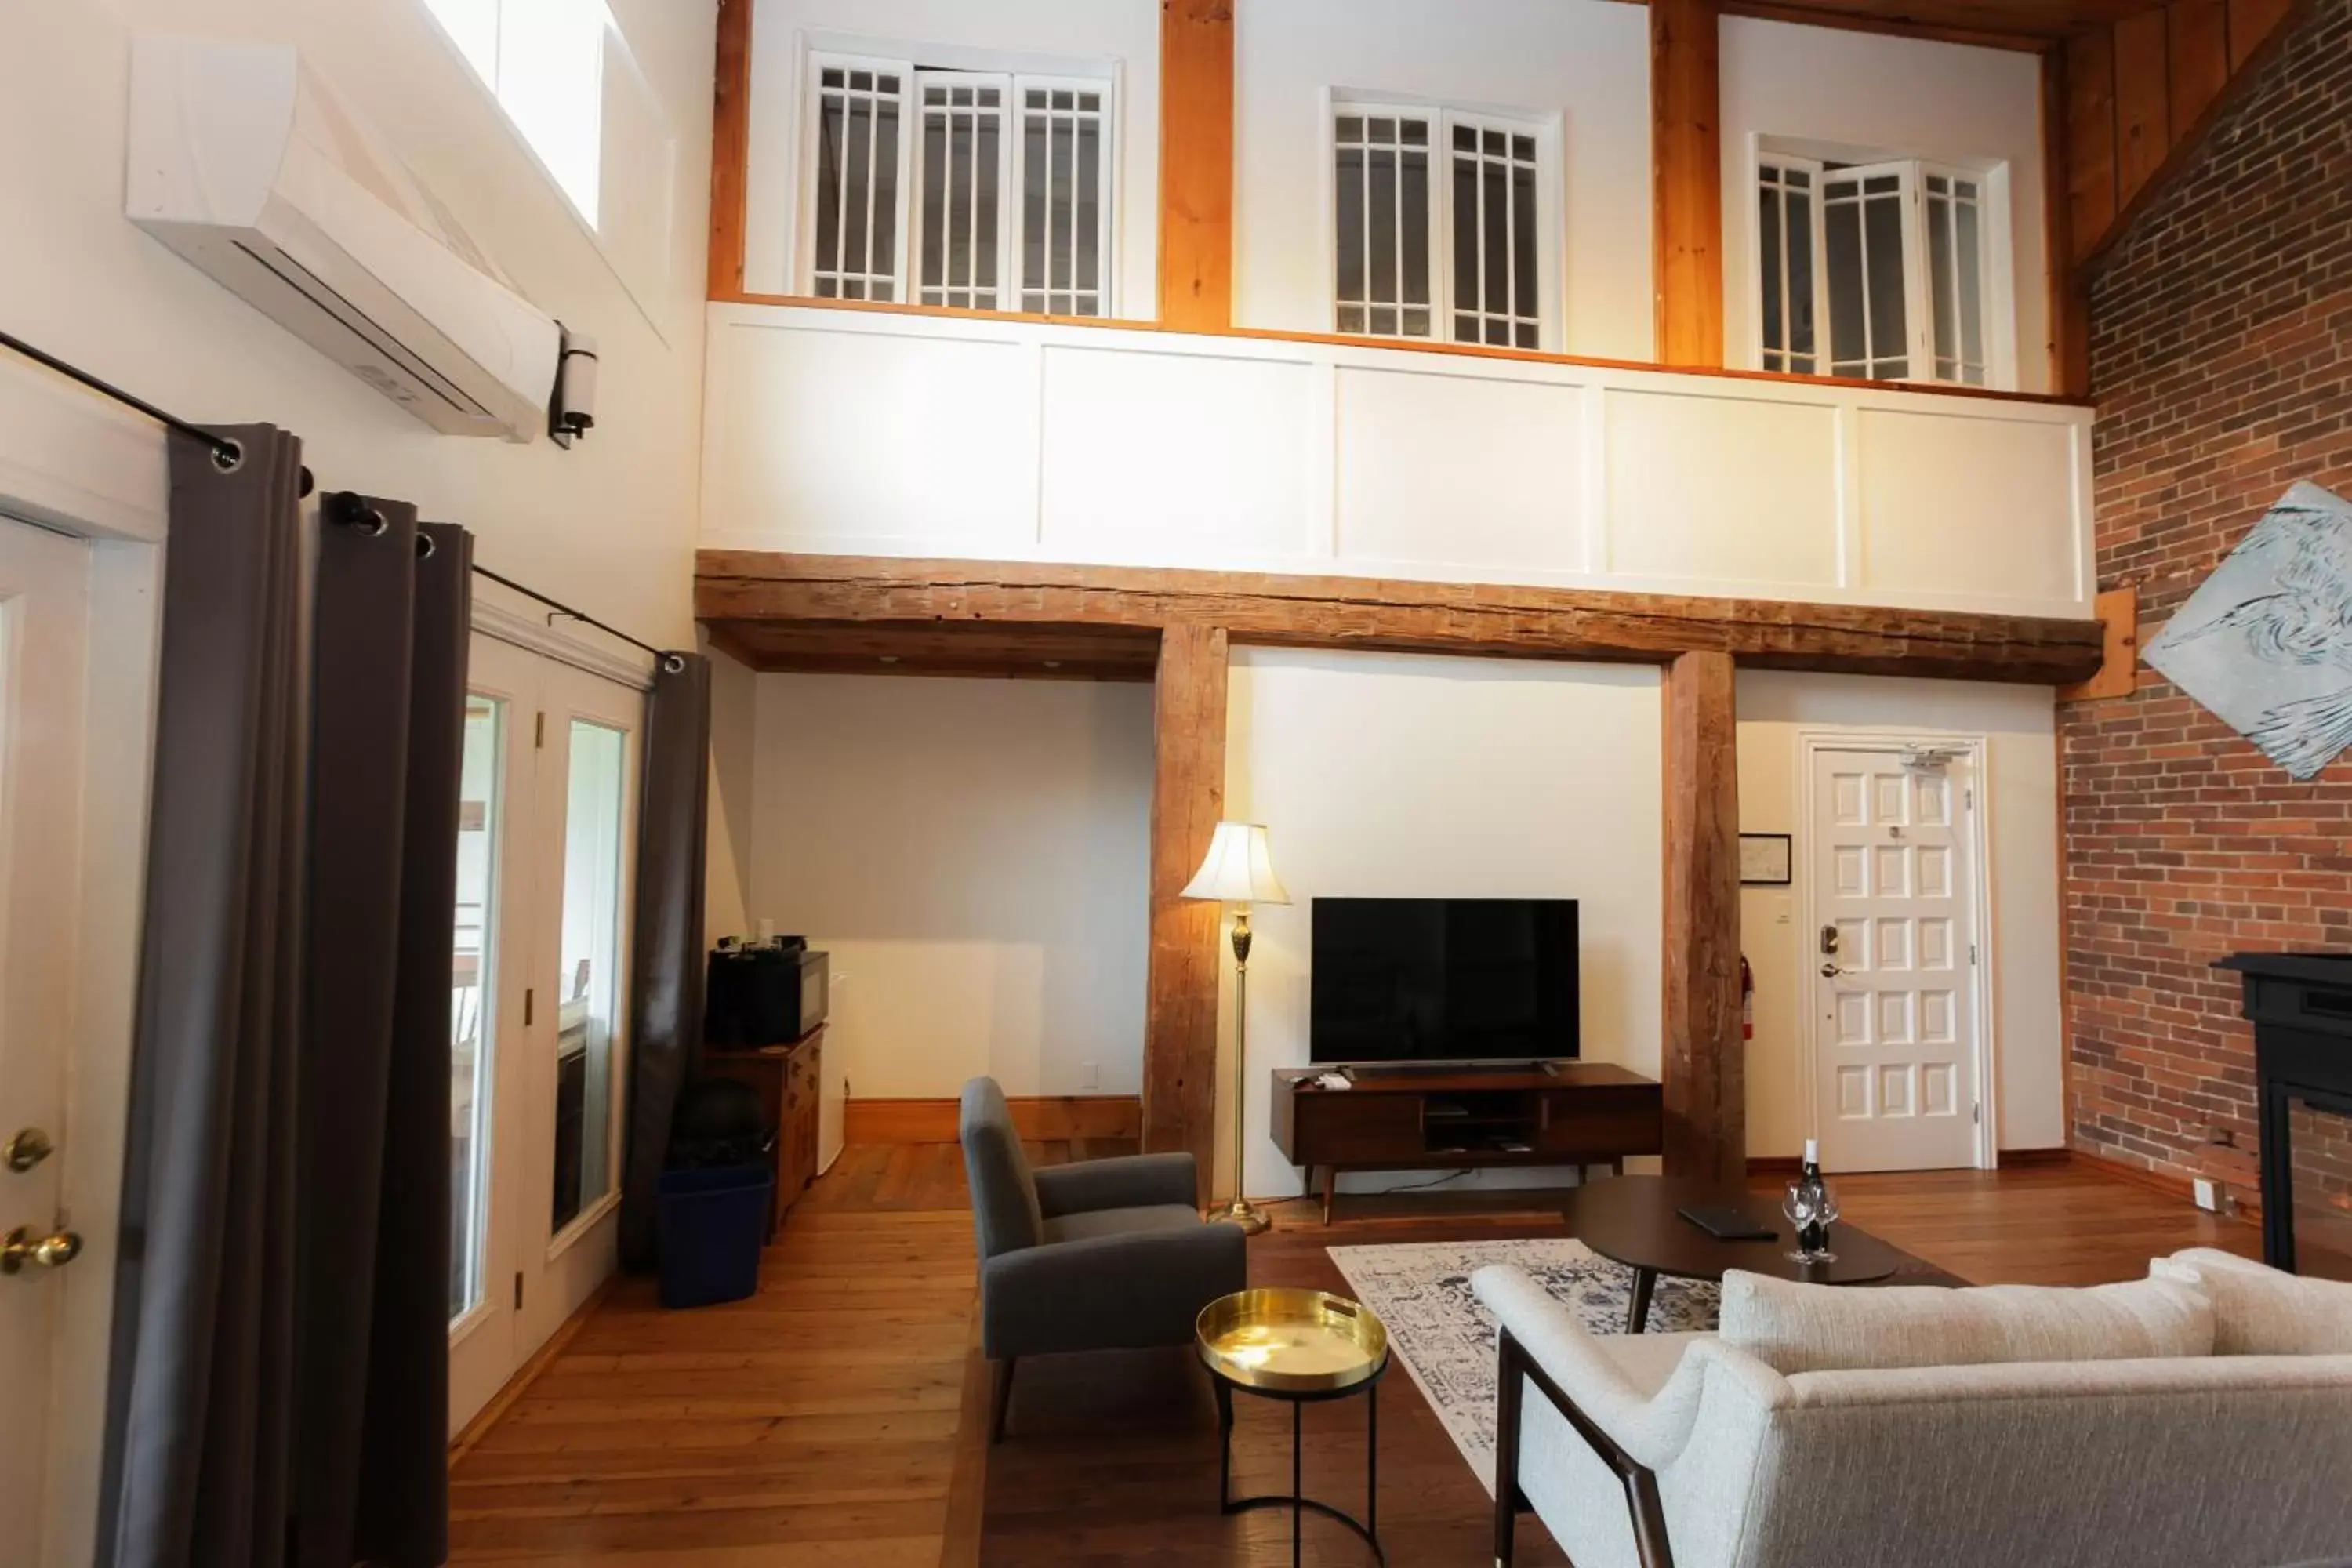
[3,1128,53,1173]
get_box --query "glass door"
[448,635,540,1435]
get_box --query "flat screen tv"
[1308,897,1580,1065]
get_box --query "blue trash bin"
[655,1163,774,1309]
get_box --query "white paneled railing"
[701,302,2094,618]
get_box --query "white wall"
[1720,16,2050,394]
[742,673,1154,1101]
[2,0,713,647]
[1221,648,1664,1200]
[1235,0,1653,361]
[1734,670,2063,1159]
[704,641,760,942]
[743,0,1161,314]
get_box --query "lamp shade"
[1181,821,1290,905]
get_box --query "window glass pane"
[552,720,627,1233]
[873,99,901,284]
[1049,111,1073,291]
[1400,150,1429,307]
[816,88,845,280]
[1335,146,1365,303]
[1760,183,1784,354]
[946,103,971,289]
[1957,196,1984,379]
[449,697,503,1323]
[1788,189,1815,367]
[1451,151,1479,332]
[975,110,1001,301]
[1074,115,1100,298]
[1369,147,1398,306]
[1510,159,1537,323]
[1825,198,1865,370]
[844,95,872,276]
[1929,191,1957,372]
[1023,109,1048,296]
[1864,191,1907,376]
[920,106,946,289]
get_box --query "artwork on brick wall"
[2143,482,2352,782]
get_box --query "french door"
[1804,742,1987,1173]
[449,633,643,1433]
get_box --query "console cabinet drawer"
[1281,1092,1425,1163]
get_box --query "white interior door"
[1807,743,1983,1171]
[448,637,642,1434]
[0,517,92,1559]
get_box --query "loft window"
[423,0,608,223]
[805,53,1113,316]
[1332,102,1551,350]
[1756,153,1994,387]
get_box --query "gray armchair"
[959,1076,1247,1441]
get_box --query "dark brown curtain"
[100,425,310,1567]
[101,448,466,1567]
[618,653,713,1272]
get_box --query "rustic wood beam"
[1661,650,1743,1185]
[1158,0,1236,331]
[697,553,2107,686]
[1145,625,1229,1200]
[1652,0,1725,368]
[2042,46,2092,399]
[706,0,753,300]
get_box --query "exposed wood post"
[1158,0,1236,331]
[1651,0,1724,368]
[1661,651,1743,1185]
[706,0,753,300]
[1145,624,1229,1200]
[2041,46,2091,399]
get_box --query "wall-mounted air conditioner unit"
[125,34,561,442]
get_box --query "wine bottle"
[1795,1138,1829,1256]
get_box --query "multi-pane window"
[807,54,1112,316]
[1333,103,1548,350]
[1756,154,1996,387]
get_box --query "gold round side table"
[1195,1287,1389,1566]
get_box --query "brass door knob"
[2,1226,82,1275]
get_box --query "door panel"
[1808,745,1980,1172]
[448,636,539,1435]
[0,519,91,1555]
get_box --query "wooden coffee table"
[1563,1174,1922,1331]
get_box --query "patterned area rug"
[1327,1237,1719,1496]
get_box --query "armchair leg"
[990,1357,1016,1445]
[1494,1330,1524,1567]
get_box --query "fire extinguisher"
[1740,954,1755,1041]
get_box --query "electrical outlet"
[1080,1060,1099,1090]
[2192,1177,2222,1213]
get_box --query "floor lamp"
[1181,821,1290,1236]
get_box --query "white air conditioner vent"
[126,35,561,442]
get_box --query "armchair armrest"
[982,1221,1245,1359]
[1032,1152,1199,1218]
[1475,1265,1702,1469]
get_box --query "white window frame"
[1323,89,1565,354]
[1747,138,2016,391]
[797,49,1118,317]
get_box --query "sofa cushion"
[1719,1270,2214,1375]
[1043,1203,1204,1245]
[2151,1247,2352,1356]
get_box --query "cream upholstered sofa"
[1474,1248,2352,1568]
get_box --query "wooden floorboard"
[448,1145,2259,1567]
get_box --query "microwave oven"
[706,945,829,1047]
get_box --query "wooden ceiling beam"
[697,552,2107,686]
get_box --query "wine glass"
[1781,1181,1840,1265]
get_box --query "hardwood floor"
[447,1147,2259,1566]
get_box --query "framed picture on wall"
[1739,833,1792,887]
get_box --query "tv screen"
[1308,898,1580,1065]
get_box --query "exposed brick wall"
[2064,0,2352,1207]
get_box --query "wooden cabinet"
[1269,1063,1663,1223]
[702,1026,825,1239]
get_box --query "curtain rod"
[471,564,687,673]
[0,329,686,677]
[0,327,245,469]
